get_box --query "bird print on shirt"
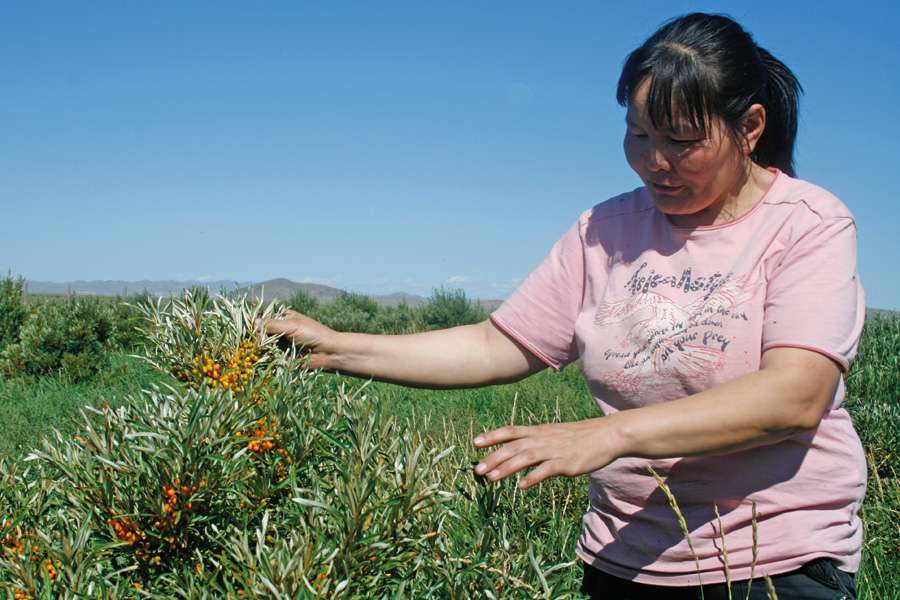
[593,269,758,396]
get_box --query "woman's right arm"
[261,310,548,389]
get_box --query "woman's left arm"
[473,347,841,489]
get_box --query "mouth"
[650,182,684,195]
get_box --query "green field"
[0,292,897,597]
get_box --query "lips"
[650,182,684,195]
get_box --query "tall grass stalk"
[714,504,732,600]
[648,465,704,598]
[746,500,759,600]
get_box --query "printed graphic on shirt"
[594,262,756,395]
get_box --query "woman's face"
[623,78,748,222]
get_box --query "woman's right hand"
[259,309,338,370]
[259,312,544,388]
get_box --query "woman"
[263,13,865,599]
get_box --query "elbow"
[793,400,830,431]
[761,386,833,437]
[759,347,841,435]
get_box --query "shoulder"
[760,174,860,270]
[574,187,655,234]
[764,172,856,223]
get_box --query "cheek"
[680,140,737,181]
[674,148,718,187]
[623,135,643,172]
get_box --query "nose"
[645,145,671,172]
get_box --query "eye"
[668,137,702,147]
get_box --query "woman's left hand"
[472,417,623,490]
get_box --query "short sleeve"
[490,218,586,372]
[762,216,865,372]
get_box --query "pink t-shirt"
[490,169,867,586]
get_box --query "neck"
[668,163,776,228]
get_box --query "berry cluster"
[235,417,293,488]
[237,417,281,454]
[1,520,26,556]
[43,558,61,581]
[200,339,260,391]
[105,479,208,569]
[2,520,61,594]
[158,479,204,521]
[175,338,262,393]
[107,516,144,546]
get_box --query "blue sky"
[2,2,899,308]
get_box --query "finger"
[483,448,544,483]
[473,425,529,448]
[307,353,327,370]
[260,317,295,336]
[517,461,561,490]
[474,439,528,475]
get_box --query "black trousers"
[581,558,856,600]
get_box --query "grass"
[0,314,897,597]
[842,314,900,599]
[0,352,171,458]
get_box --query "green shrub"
[0,273,27,352]
[419,287,487,331]
[0,296,114,382]
[317,292,382,334]
[0,292,585,597]
[333,292,379,318]
[287,289,321,316]
[111,293,152,350]
[374,302,424,334]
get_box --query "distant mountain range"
[27,279,252,298]
[25,278,505,310]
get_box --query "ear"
[741,104,766,155]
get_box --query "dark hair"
[616,13,802,176]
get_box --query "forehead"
[626,77,710,134]
[626,103,698,134]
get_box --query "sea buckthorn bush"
[0,296,115,382]
[109,293,152,351]
[287,289,320,316]
[371,302,423,334]
[315,292,383,334]
[0,289,585,598]
[0,273,27,353]
[288,288,483,335]
[420,287,488,331]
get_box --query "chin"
[649,196,691,215]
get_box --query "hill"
[241,279,433,307]
[26,279,251,298]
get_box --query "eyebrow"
[626,114,704,138]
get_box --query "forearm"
[320,324,494,389]
[609,360,836,460]
[472,348,842,489]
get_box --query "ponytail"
[754,47,802,177]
